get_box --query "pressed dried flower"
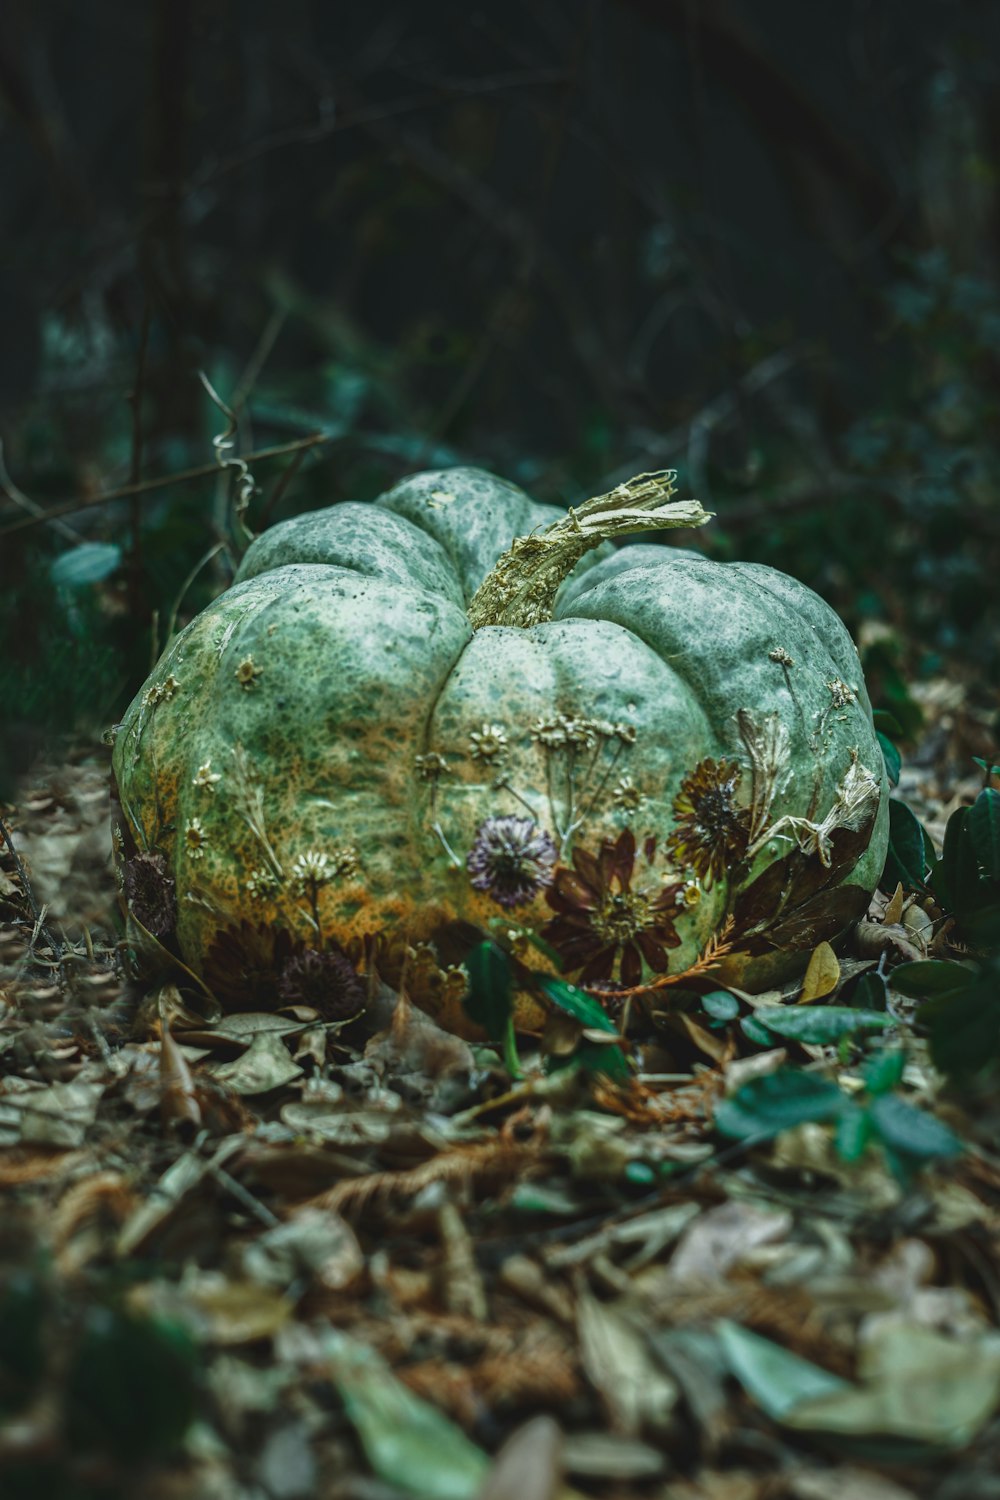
[246,866,280,900]
[612,775,645,815]
[769,646,795,666]
[278,946,366,1019]
[123,851,177,939]
[192,760,222,793]
[235,655,263,689]
[184,818,209,859]
[826,678,857,708]
[203,921,299,1010]
[290,849,333,892]
[541,828,682,986]
[666,758,750,888]
[466,815,558,909]
[469,723,509,762]
[415,752,450,781]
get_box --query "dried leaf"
[159,1023,202,1132]
[784,1323,1000,1446]
[476,1415,563,1500]
[208,1030,303,1095]
[576,1291,678,1434]
[799,941,840,1002]
[882,883,905,927]
[240,1206,363,1291]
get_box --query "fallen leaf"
[668,1202,792,1284]
[476,1415,563,1500]
[799,942,840,1003]
[576,1290,678,1435]
[717,1320,849,1421]
[784,1323,1000,1446]
[208,1031,303,1095]
[316,1327,489,1498]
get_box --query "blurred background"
[1,0,998,790]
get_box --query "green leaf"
[922,985,1000,1080]
[753,1006,893,1045]
[537,975,619,1033]
[849,971,887,1011]
[877,732,901,789]
[882,799,931,890]
[869,1093,962,1161]
[861,1047,906,1095]
[973,757,1000,780]
[537,976,629,1080]
[702,990,740,1021]
[717,1320,849,1421]
[967,788,1000,880]
[835,1102,873,1162]
[51,542,123,589]
[714,1070,846,1141]
[740,1014,777,1046]
[873,709,905,739]
[64,1308,198,1461]
[326,1330,488,1498]
[462,942,512,1043]
[889,960,975,999]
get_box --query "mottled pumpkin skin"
[112,467,888,1022]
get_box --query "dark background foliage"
[1,0,998,789]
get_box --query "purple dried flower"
[278,947,366,1020]
[123,852,176,939]
[466,815,558,909]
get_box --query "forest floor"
[1,676,999,1500]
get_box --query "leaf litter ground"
[1,677,999,1500]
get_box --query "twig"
[258,443,309,530]
[0,440,83,544]
[0,432,333,539]
[0,813,62,958]
[125,303,152,615]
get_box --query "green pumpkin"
[111,467,887,1026]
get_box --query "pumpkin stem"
[466,470,712,629]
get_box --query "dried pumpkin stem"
[466,469,712,629]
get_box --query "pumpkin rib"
[236,500,466,608]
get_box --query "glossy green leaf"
[64,1308,199,1461]
[714,1070,846,1141]
[702,990,740,1021]
[538,975,618,1033]
[882,799,930,891]
[921,985,1000,1080]
[51,542,123,589]
[877,731,901,788]
[869,1093,962,1160]
[835,1103,873,1163]
[754,1005,892,1045]
[861,1046,906,1095]
[873,709,905,739]
[849,971,887,1011]
[462,941,513,1042]
[326,1330,488,1498]
[967,788,1000,880]
[717,1320,849,1421]
[889,960,975,999]
[740,1013,778,1046]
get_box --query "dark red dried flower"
[202,921,299,1011]
[541,828,682,987]
[666,758,750,888]
[123,852,176,940]
[278,946,366,1020]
